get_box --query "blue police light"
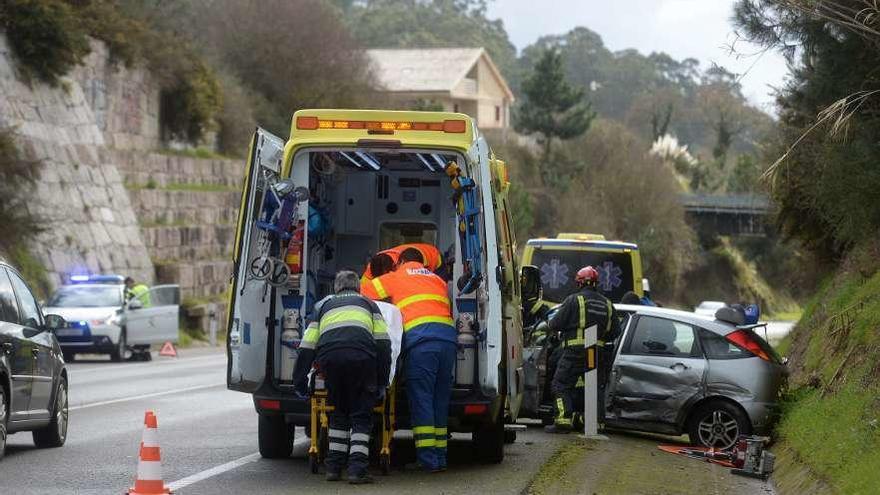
[68,274,125,284]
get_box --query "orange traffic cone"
[128,411,172,494]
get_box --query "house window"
[453,103,460,113]
[495,106,501,122]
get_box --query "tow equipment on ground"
[658,435,775,480]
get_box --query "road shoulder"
[527,431,776,495]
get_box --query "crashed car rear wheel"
[687,400,751,450]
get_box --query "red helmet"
[575,266,599,287]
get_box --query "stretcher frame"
[308,375,396,475]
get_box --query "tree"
[515,49,594,187]
[734,0,880,258]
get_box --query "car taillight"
[726,329,771,361]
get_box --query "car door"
[228,128,286,392]
[608,314,707,425]
[127,285,180,345]
[0,268,35,421]
[6,268,52,417]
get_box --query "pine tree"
[515,49,594,186]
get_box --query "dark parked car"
[0,260,69,460]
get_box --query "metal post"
[208,303,218,347]
[583,324,607,440]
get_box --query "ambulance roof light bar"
[296,116,466,134]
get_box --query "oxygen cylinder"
[280,309,301,383]
[455,313,476,386]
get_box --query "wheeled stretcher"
[308,373,397,475]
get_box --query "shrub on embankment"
[772,240,880,494]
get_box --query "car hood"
[44,306,119,323]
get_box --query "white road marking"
[168,438,310,491]
[69,353,225,374]
[69,383,225,410]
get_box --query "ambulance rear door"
[489,156,524,419]
[472,137,503,398]
[227,128,286,393]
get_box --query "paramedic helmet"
[575,266,599,288]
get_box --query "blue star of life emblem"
[598,261,622,292]
[540,258,569,289]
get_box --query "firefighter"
[361,243,443,282]
[124,277,151,307]
[545,266,620,433]
[292,271,392,484]
[362,248,456,473]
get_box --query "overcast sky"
[487,0,790,113]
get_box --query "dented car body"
[523,304,786,448]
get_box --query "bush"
[0,0,91,85]
[558,121,697,296]
[160,57,222,142]
[0,128,42,252]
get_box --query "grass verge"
[526,437,592,495]
[772,245,880,493]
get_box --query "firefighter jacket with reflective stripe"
[292,291,392,389]
[547,287,620,347]
[361,261,456,348]
[361,243,443,281]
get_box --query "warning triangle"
[159,341,177,357]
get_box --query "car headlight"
[98,313,121,326]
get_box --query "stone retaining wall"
[0,35,153,287]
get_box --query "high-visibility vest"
[362,261,453,332]
[126,284,151,308]
[361,243,443,281]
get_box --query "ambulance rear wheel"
[258,413,292,458]
[504,430,516,444]
[473,416,505,463]
[380,454,391,475]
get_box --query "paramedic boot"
[347,413,372,484]
[326,422,350,481]
[545,397,573,433]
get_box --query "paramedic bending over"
[292,271,392,484]
[361,248,456,473]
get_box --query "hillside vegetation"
[734,2,880,492]
[771,241,880,493]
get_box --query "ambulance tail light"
[463,404,488,415]
[258,399,281,410]
[295,117,467,134]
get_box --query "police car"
[44,275,180,362]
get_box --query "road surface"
[0,349,566,494]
